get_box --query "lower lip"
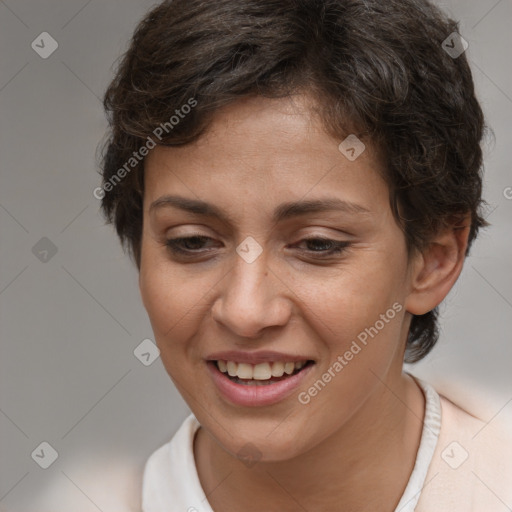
[206,361,315,407]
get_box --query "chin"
[203,415,314,464]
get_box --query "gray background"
[0,0,511,510]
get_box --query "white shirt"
[142,376,512,511]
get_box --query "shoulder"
[142,413,203,511]
[417,387,512,511]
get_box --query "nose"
[210,250,292,339]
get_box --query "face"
[139,94,416,462]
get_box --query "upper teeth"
[217,360,307,380]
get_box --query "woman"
[99,0,512,510]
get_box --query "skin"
[139,94,470,511]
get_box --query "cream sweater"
[142,377,512,511]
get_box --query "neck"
[194,372,425,512]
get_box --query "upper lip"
[206,350,314,365]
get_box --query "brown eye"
[165,235,216,255]
[295,237,351,257]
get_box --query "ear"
[405,215,471,315]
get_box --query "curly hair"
[99,0,488,363]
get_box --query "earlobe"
[405,216,471,316]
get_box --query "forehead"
[143,95,389,218]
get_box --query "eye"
[294,237,351,258]
[165,235,216,256]
[164,235,351,259]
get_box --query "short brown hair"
[99,0,488,363]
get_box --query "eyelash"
[164,236,351,259]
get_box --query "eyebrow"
[149,194,371,225]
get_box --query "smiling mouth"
[213,360,315,386]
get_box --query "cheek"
[290,253,408,410]
[292,294,405,444]
[139,250,202,352]
[296,254,406,344]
